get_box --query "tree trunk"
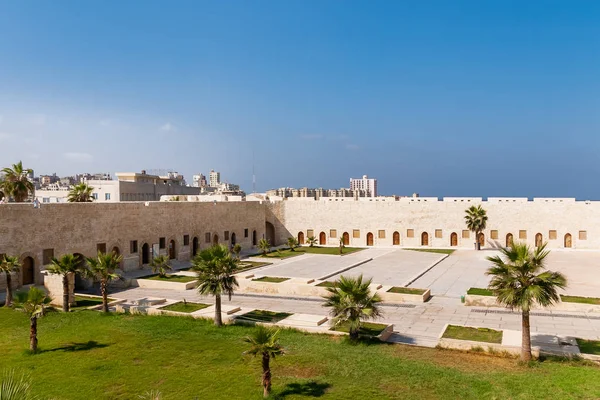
[262,353,271,398]
[349,327,359,342]
[30,316,38,353]
[101,279,109,313]
[339,245,342,255]
[475,231,480,250]
[214,293,223,327]
[5,272,13,307]
[62,274,70,312]
[521,310,533,362]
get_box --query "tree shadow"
[40,341,109,353]
[274,381,331,399]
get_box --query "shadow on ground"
[274,381,331,399]
[40,341,109,353]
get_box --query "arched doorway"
[535,233,543,248]
[141,243,150,265]
[298,232,305,245]
[73,253,88,291]
[21,256,34,285]
[393,231,400,246]
[265,222,275,246]
[450,232,458,247]
[421,232,429,246]
[192,237,199,257]
[342,232,349,246]
[168,240,176,260]
[506,233,513,248]
[213,234,219,246]
[252,230,257,246]
[319,232,326,245]
[366,232,374,246]
[231,232,237,246]
[478,233,485,248]
[564,233,572,248]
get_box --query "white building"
[209,170,221,187]
[350,175,377,198]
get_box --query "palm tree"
[243,325,285,398]
[287,237,298,251]
[0,255,20,307]
[0,370,36,400]
[258,238,270,256]
[192,245,239,327]
[339,237,345,255]
[465,205,488,250]
[150,255,172,278]
[0,161,34,202]
[46,254,85,312]
[67,183,94,202]
[13,287,52,353]
[84,251,123,313]
[486,242,567,362]
[323,275,382,341]
[306,236,317,247]
[232,243,242,260]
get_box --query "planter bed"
[331,322,393,340]
[315,281,336,288]
[159,301,210,313]
[561,295,600,305]
[236,261,272,273]
[251,276,290,283]
[387,287,426,295]
[145,274,197,283]
[136,274,198,290]
[405,248,455,255]
[71,295,116,310]
[442,325,503,344]
[467,288,494,296]
[379,287,431,303]
[236,310,293,323]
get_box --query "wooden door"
[506,234,513,248]
[450,232,458,247]
[298,232,305,245]
[393,231,400,245]
[478,233,485,247]
[421,232,429,246]
[319,232,326,245]
[22,257,34,285]
[535,233,542,247]
[366,232,374,246]
[342,232,349,246]
[564,234,572,248]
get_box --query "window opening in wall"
[407,229,414,238]
[579,231,587,240]
[549,230,557,240]
[462,230,470,239]
[519,230,527,239]
[183,235,190,246]
[330,229,337,238]
[42,249,54,265]
[307,229,314,237]
[159,237,166,249]
[130,240,138,253]
[97,243,106,253]
[490,230,498,240]
[244,229,248,238]
[435,229,442,239]
[353,229,360,238]
[205,233,211,243]
[378,230,386,239]
[224,231,230,241]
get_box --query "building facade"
[349,175,377,197]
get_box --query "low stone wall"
[134,278,197,290]
[43,272,74,307]
[464,294,500,307]
[377,324,395,341]
[378,287,431,303]
[237,276,329,297]
[438,337,527,357]
[465,294,600,313]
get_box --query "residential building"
[350,175,377,197]
[209,170,220,187]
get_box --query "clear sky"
[0,1,598,197]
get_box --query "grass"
[71,296,115,310]
[467,288,495,296]
[252,276,290,283]
[235,261,272,273]
[577,339,600,355]
[405,248,455,255]
[442,325,503,344]
[316,281,336,288]
[387,287,426,295]
[159,302,210,313]
[0,309,599,399]
[561,295,600,305]
[236,310,293,323]
[143,274,197,283]
[332,322,388,337]
[252,246,363,259]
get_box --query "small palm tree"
[84,251,123,313]
[0,161,34,202]
[67,183,94,202]
[486,242,567,361]
[0,255,20,307]
[0,370,36,400]
[339,237,345,255]
[243,325,285,398]
[465,205,488,250]
[306,236,317,247]
[232,243,242,260]
[192,245,239,327]
[258,238,270,256]
[150,255,172,278]
[46,254,86,312]
[287,237,298,251]
[14,287,52,353]
[323,275,382,341]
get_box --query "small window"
[224,231,230,241]
[407,229,414,238]
[97,243,106,253]
[519,230,527,240]
[549,230,557,240]
[244,229,249,238]
[43,249,54,265]
[205,233,211,243]
[353,229,360,238]
[378,230,386,239]
[159,237,166,249]
[579,231,587,240]
[435,229,442,239]
[330,229,337,238]
[130,240,138,253]
[92,193,98,200]
[490,230,498,240]
[462,230,470,239]
[105,193,111,201]
[183,235,190,246]
[43,197,50,203]
[307,229,314,237]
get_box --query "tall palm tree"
[14,287,52,353]
[149,254,172,278]
[258,239,270,256]
[243,325,285,398]
[84,251,122,313]
[287,237,298,251]
[67,183,94,202]
[323,274,382,341]
[192,245,239,327]
[306,236,317,248]
[0,255,20,307]
[486,242,567,361]
[46,254,85,312]
[465,205,488,250]
[0,161,34,202]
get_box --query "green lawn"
[159,302,210,313]
[1,310,600,399]
[387,287,426,295]
[331,322,388,337]
[577,339,600,355]
[405,248,456,255]
[467,288,495,296]
[442,325,503,344]
[561,295,600,305]
[236,261,272,273]
[316,281,336,288]
[252,276,290,283]
[143,274,197,283]
[252,246,363,259]
[71,296,115,310]
[235,310,293,323]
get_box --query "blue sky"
[0,1,599,197]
